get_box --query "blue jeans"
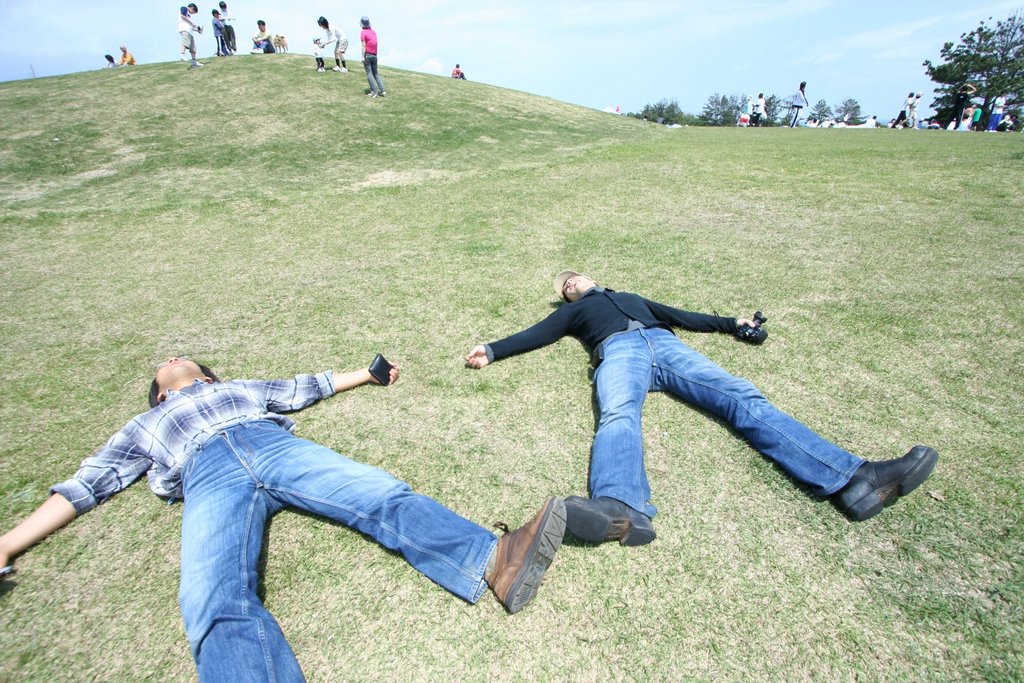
[363,54,385,94]
[590,328,863,517]
[179,421,496,682]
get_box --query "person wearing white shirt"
[987,94,1007,131]
[751,93,766,126]
[177,4,203,69]
[217,1,236,54]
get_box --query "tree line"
[631,11,1022,128]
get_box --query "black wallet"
[368,353,394,385]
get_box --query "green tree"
[811,99,832,121]
[699,93,746,126]
[834,98,863,124]
[632,98,686,125]
[763,94,784,125]
[923,12,1024,123]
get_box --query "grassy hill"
[1,53,1022,680]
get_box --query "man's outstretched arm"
[333,363,400,390]
[0,493,77,572]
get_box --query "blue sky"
[1,1,1019,119]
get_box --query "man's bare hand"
[465,345,490,369]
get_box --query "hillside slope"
[1,54,1021,682]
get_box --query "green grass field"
[1,53,1022,681]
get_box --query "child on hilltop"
[212,9,230,57]
[311,16,339,72]
[317,16,348,72]
[217,1,236,53]
[177,4,204,69]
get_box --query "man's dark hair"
[257,19,265,25]
[318,16,329,28]
[148,362,221,408]
[188,3,198,10]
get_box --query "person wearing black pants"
[789,81,808,128]
[951,83,977,129]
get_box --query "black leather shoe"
[565,496,656,546]
[835,445,938,521]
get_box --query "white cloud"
[415,58,445,75]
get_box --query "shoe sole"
[565,498,656,546]
[504,497,565,614]
[842,446,938,521]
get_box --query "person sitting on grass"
[118,44,136,65]
[251,19,275,53]
[0,356,566,681]
[451,63,466,79]
[465,270,938,546]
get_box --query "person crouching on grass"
[0,356,566,681]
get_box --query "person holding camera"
[0,356,566,680]
[465,270,938,545]
[177,3,203,69]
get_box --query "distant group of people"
[737,80,1016,133]
[102,4,477,101]
[168,4,389,98]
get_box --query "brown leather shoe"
[486,497,566,613]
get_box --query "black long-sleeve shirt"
[486,287,738,362]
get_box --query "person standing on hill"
[317,16,349,73]
[177,4,204,69]
[789,81,808,128]
[891,92,913,128]
[465,270,939,545]
[211,10,229,57]
[986,94,1007,131]
[0,356,567,681]
[908,93,922,129]
[217,1,236,53]
[325,16,350,72]
[751,93,766,126]
[360,16,386,97]
[950,83,976,129]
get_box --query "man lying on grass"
[0,357,566,681]
[466,270,938,545]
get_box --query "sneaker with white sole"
[317,67,325,72]
[190,61,204,68]
[332,66,343,72]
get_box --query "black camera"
[735,311,768,344]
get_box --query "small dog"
[272,35,288,53]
